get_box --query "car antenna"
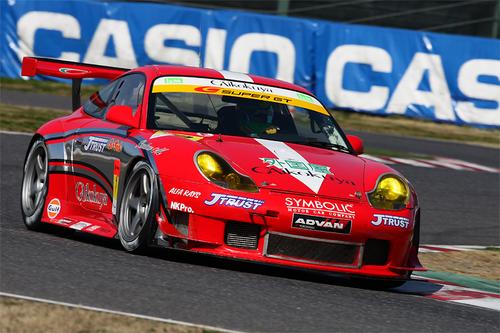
[216,133,223,142]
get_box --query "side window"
[108,73,145,115]
[83,81,117,119]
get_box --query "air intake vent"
[363,239,389,265]
[264,232,361,268]
[171,210,189,236]
[225,222,260,249]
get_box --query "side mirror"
[105,105,139,128]
[347,135,364,155]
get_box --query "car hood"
[200,135,366,201]
[146,131,366,201]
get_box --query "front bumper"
[158,179,422,279]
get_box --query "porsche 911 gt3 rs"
[20,57,424,287]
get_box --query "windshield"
[149,76,350,153]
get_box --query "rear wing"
[21,57,129,110]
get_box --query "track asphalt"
[1,90,499,331]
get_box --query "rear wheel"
[21,139,48,230]
[118,161,158,252]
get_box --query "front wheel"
[118,161,159,252]
[21,139,49,230]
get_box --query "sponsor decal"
[262,158,331,175]
[220,89,292,103]
[70,221,92,230]
[251,166,356,186]
[256,139,333,193]
[285,197,355,219]
[112,159,120,215]
[164,77,184,84]
[82,136,122,153]
[150,130,174,139]
[209,79,273,93]
[371,214,410,229]
[86,225,101,232]
[75,182,108,208]
[150,131,203,141]
[169,187,201,198]
[136,140,168,155]
[59,67,89,74]
[106,138,122,152]
[152,76,327,115]
[292,213,351,234]
[56,219,71,225]
[47,198,61,219]
[204,193,264,210]
[296,92,314,102]
[83,136,108,153]
[170,201,194,213]
[174,133,204,141]
[195,86,221,93]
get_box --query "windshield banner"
[152,76,327,114]
[1,0,499,126]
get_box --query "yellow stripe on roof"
[152,84,329,115]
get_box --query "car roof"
[137,65,312,95]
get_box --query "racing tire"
[20,139,49,230]
[118,161,159,252]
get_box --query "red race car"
[20,57,424,287]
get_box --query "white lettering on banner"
[325,45,392,111]
[145,24,201,67]
[16,11,80,62]
[456,59,500,126]
[386,53,454,121]
[83,19,138,68]
[13,10,500,127]
[204,28,227,70]
[229,33,295,83]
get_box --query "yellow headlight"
[196,152,258,192]
[368,175,410,210]
[197,153,223,179]
[225,172,241,189]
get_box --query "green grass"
[0,103,70,132]
[0,77,100,99]
[1,77,499,147]
[485,247,500,252]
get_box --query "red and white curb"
[362,154,500,173]
[419,245,499,253]
[399,277,500,311]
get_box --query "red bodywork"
[22,57,424,280]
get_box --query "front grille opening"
[225,222,260,249]
[170,210,189,236]
[265,233,359,266]
[363,239,389,265]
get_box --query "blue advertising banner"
[1,0,499,126]
[314,22,500,127]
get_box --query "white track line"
[0,291,242,333]
[385,157,436,168]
